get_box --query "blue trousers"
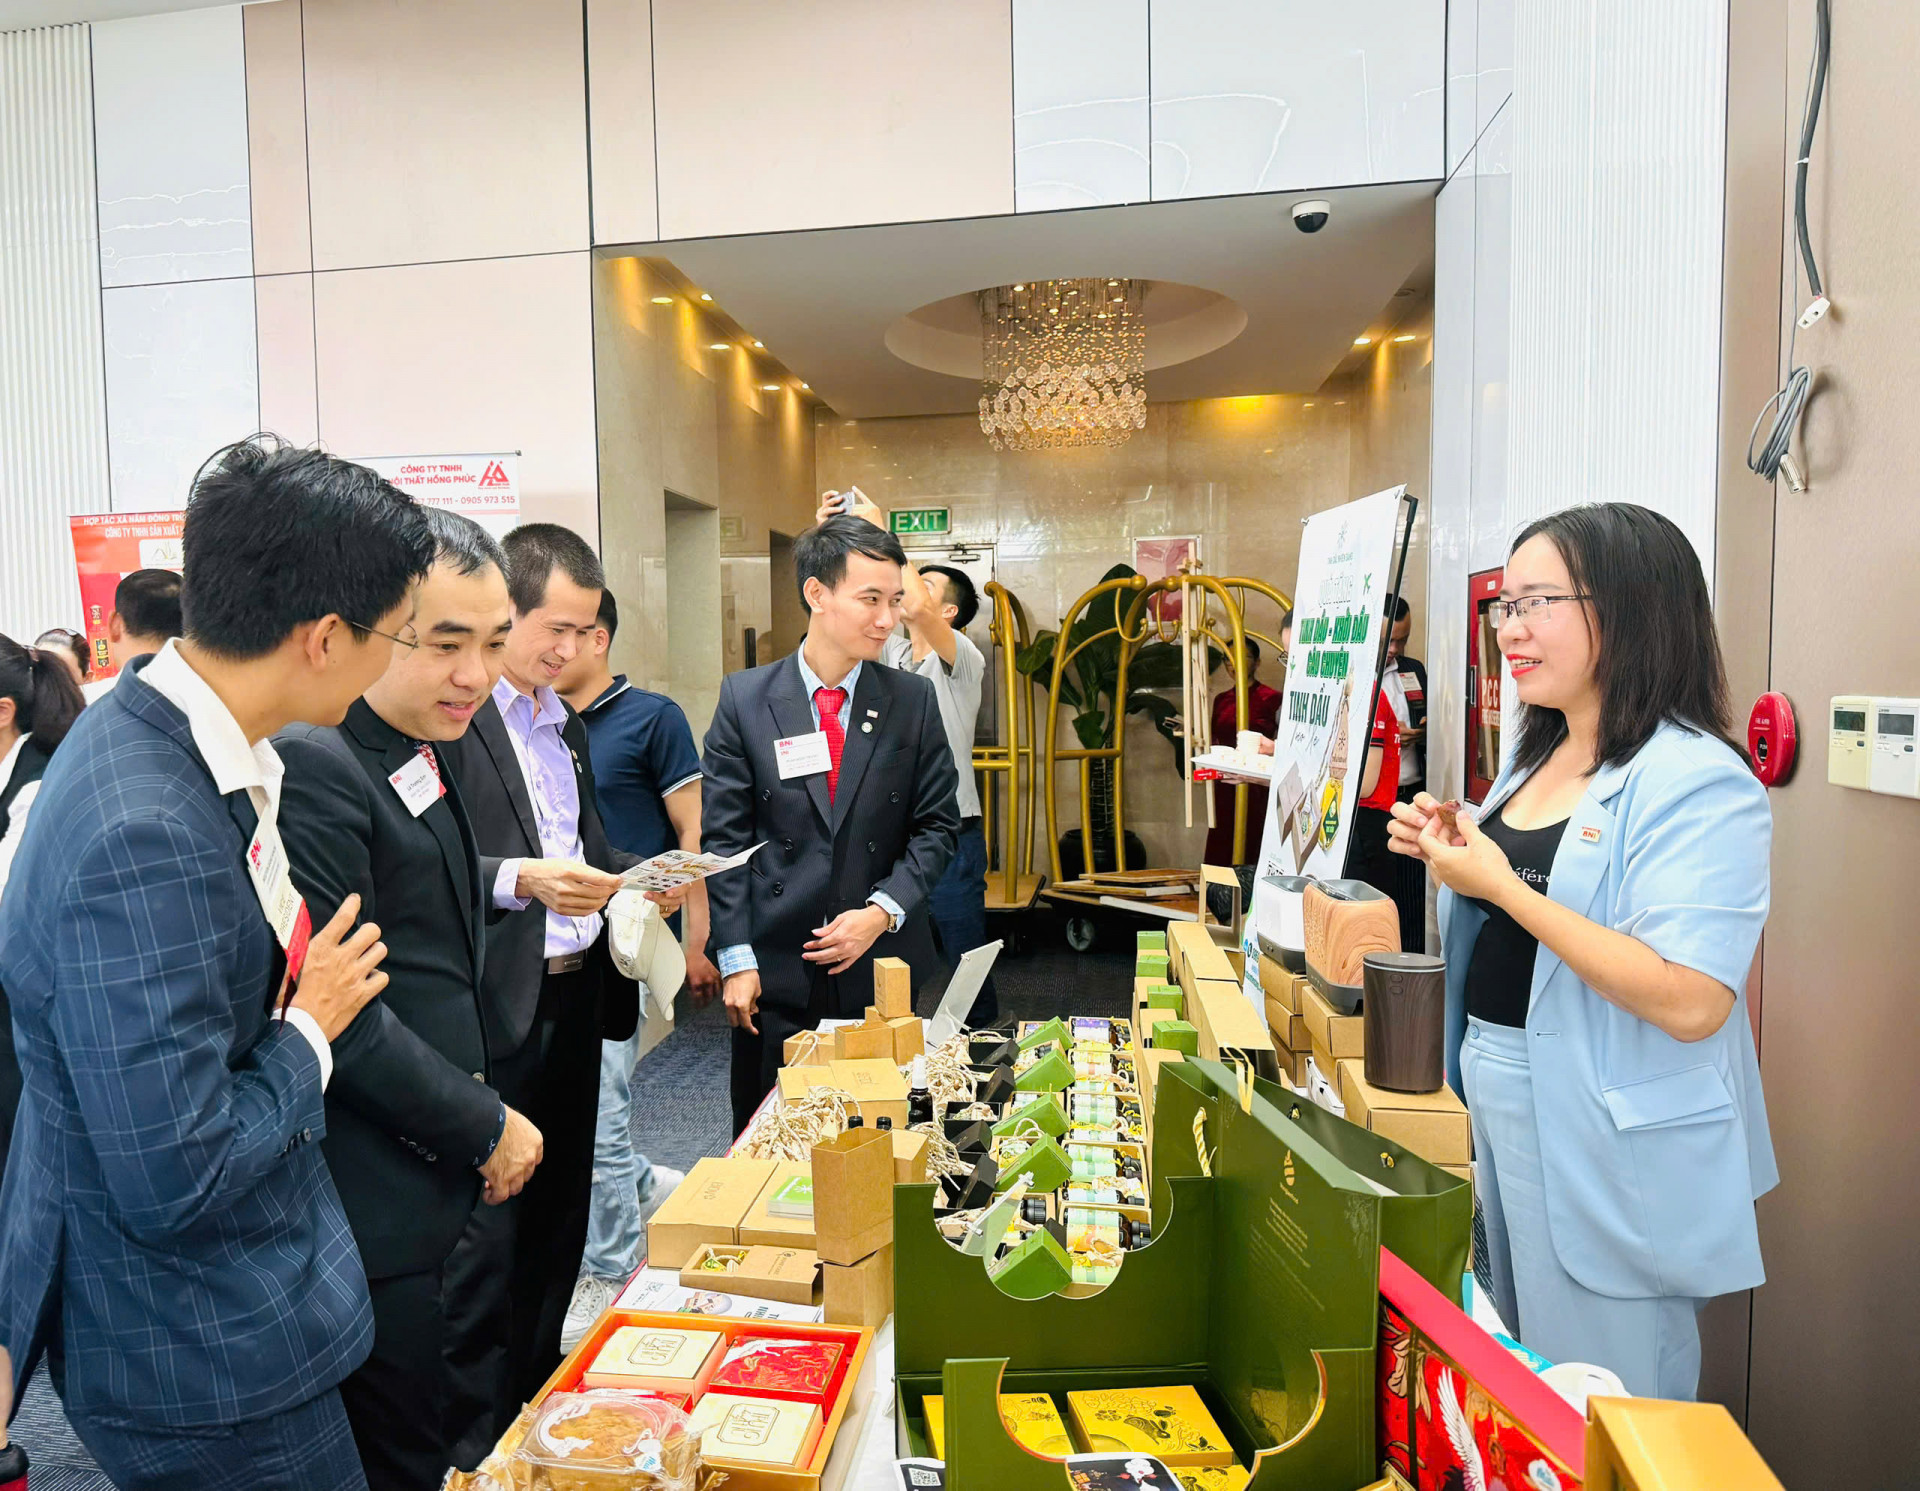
[581,1008,661,1281]
[73,1388,367,1491]
[928,818,997,1025]
[1462,1018,1703,1398]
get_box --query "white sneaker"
[561,1273,620,1355]
[638,1165,686,1222]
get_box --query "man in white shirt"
[822,494,996,1022]
[80,568,182,705]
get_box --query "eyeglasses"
[348,620,419,652]
[1487,594,1588,626]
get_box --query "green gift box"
[992,1134,1071,1195]
[1151,1020,1199,1056]
[1014,1048,1072,1093]
[987,1225,1073,1299]
[1135,953,1171,980]
[1016,1016,1069,1053]
[1136,930,1167,952]
[1145,984,1185,1014]
[992,1095,1068,1141]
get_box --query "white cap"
[910,1054,928,1088]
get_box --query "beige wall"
[1742,3,1920,1484]
[816,370,1433,870]
[593,256,816,701]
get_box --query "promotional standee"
[358,451,522,539]
[1465,568,1505,805]
[69,511,185,681]
[1241,487,1410,1007]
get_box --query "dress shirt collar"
[796,647,861,705]
[139,640,283,809]
[493,672,566,732]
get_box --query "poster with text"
[359,453,520,538]
[69,511,185,681]
[1240,486,1406,1002]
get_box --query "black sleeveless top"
[2,737,52,837]
[1463,804,1569,1027]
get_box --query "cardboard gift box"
[872,956,914,1018]
[835,1011,895,1063]
[892,1127,930,1184]
[922,1392,1073,1459]
[709,1334,847,1402]
[646,1157,778,1267]
[1264,997,1310,1052]
[823,1242,893,1326]
[827,1058,910,1128]
[679,1244,821,1306]
[1065,1384,1236,1467]
[811,1126,893,1266]
[1336,1058,1472,1166]
[583,1323,726,1394]
[1585,1396,1786,1491]
[737,1161,817,1250]
[1150,1020,1199,1056]
[781,1029,833,1068]
[1301,981,1364,1061]
[1188,978,1277,1072]
[689,1392,825,1468]
[888,1016,925,1064]
[1257,957,1304,1016]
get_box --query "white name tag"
[245,817,305,949]
[388,752,444,818]
[775,731,833,779]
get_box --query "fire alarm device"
[1827,696,1872,789]
[1746,693,1798,787]
[1869,698,1920,799]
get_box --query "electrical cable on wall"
[1748,0,1831,493]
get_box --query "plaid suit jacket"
[0,662,372,1430]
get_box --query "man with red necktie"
[701,516,960,1133]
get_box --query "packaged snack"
[515,1390,700,1490]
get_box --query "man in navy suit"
[0,438,432,1491]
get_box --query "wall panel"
[0,22,110,639]
[1013,0,1150,213]
[91,4,252,288]
[256,272,318,446]
[242,0,311,276]
[586,0,660,246]
[651,0,1014,240]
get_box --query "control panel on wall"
[1829,696,1920,797]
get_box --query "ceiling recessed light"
[1394,334,1416,343]
[650,295,673,305]
[1334,400,1346,406]
[1353,336,1373,347]
[751,340,764,349]
[1013,283,1025,291]
[1304,402,1316,409]
[799,382,810,391]
[698,292,712,302]
[708,342,730,351]
[761,383,779,392]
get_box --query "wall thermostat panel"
[1870,698,1920,799]
[1828,696,1871,789]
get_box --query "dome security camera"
[1291,200,1332,234]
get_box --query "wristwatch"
[868,897,903,934]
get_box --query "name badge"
[389,752,445,817]
[245,816,313,1001]
[775,731,833,779]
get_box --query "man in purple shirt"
[439,524,653,1457]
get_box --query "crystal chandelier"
[977,277,1147,451]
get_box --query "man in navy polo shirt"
[555,589,719,1347]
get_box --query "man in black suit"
[440,524,645,1454]
[276,509,545,1488]
[703,516,960,1134]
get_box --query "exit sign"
[889,507,950,537]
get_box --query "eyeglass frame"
[1486,593,1590,627]
[346,619,420,651]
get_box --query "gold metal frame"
[971,580,1044,909]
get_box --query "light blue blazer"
[1438,720,1779,1301]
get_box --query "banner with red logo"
[358,453,520,539]
[69,511,186,681]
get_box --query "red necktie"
[416,741,446,798]
[815,687,847,802]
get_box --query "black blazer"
[276,701,505,1279]
[441,693,639,1058]
[701,652,960,1019]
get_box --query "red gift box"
[707,1336,845,1402]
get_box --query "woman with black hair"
[32,626,89,689]
[1388,504,1776,1400]
[0,634,87,898]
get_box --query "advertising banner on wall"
[69,511,186,681]
[359,453,520,538]
[1241,485,1408,1002]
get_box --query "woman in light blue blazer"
[1388,504,1776,1400]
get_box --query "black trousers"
[340,1266,460,1489]
[729,1000,808,1139]
[442,967,600,1465]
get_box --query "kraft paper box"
[646,1156,777,1267]
[892,1128,931,1184]
[781,1029,833,1068]
[1134,1007,1174,1047]
[679,1243,821,1306]
[778,1065,832,1103]
[811,1126,893,1265]
[1336,1059,1472,1167]
[1301,980,1365,1061]
[737,1160,817,1250]
[872,956,914,1018]
[1189,978,1274,1066]
[835,1011,895,1062]
[1257,955,1301,1015]
[888,1015,925,1064]
[1274,1045,1309,1088]
[823,1242,894,1326]
[1585,1396,1786,1491]
[1264,996,1309,1051]
[827,1058,910,1128]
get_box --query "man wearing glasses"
[439,524,646,1459]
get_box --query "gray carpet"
[8,922,1128,1487]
